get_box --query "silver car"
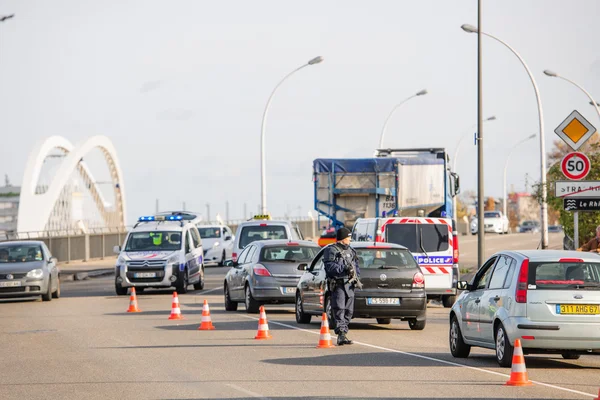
[449,250,600,366]
[224,239,319,313]
[0,241,60,301]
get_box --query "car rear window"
[260,245,318,262]
[355,249,418,269]
[239,225,288,248]
[484,212,500,218]
[530,262,600,290]
[385,224,449,253]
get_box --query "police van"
[113,214,205,295]
[352,217,458,307]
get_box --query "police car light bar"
[138,216,155,222]
[138,215,183,222]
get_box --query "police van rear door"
[382,218,453,294]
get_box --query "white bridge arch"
[17,136,127,233]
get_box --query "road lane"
[1,270,598,400]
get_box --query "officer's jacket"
[323,243,360,280]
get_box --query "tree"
[485,197,495,211]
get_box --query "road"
[2,232,599,400]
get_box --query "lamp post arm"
[379,95,417,149]
[557,75,600,121]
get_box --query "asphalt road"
[2,238,599,400]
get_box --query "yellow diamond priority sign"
[554,110,596,151]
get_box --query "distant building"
[0,184,20,235]
[508,192,540,225]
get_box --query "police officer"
[323,226,360,345]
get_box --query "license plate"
[367,297,400,305]
[0,281,22,287]
[283,287,297,294]
[556,304,600,315]
[134,272,156,278]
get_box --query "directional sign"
[561,152,591,180]
[555,181,600,198]
[564,198,600,212]
[554,110,596,151]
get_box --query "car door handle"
[474,299,481,304]
[493,296,501,302]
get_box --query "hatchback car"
[197,225,234,266]
[295,242,427,330]
[518,220,540,233]
[223,240,319,313]
[449,250,600,367]
[0,241,60,301]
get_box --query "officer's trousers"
[331,284,354,334]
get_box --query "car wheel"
[442,295,456,308]
[325,295,337,332]
[193,268,205,290]
[224,284,238,311]
[245,285,260,314]
[115,280,128,296]
[449,316,471,358]
[52,278,61,299]
[42,277,53,301]
[376,318,391,325]
[561,352,580,360]
[219,250,226,266]
[295,294,311,324]
[176,269,189,294]
[408,318,426,330]
[495,323,514,367]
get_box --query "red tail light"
[559,258,583,263]
[232,252,238,262]
[412,272,425,289]
[253,264,271,277]
[515,258,529,303]
[453,233,459,264]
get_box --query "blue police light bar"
[138,216,155,222]
[167,215,183,221]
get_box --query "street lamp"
[544,70,600,122]
[378,89,427,149]
[260,56,323,215]
[503,133,537,222]
[451,115,496,222]
[462,23,549,249]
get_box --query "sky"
[1,0,599,225]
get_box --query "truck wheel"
[442,295,456,308]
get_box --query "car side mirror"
[457,281,469,291]
[50,257,58,264]
[225,236,232,241]
[113,245,121,255]
[297,263,308,271]
[224,259,238,268]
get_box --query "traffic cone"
[126,287,141,313]
[168,292,184,320]
[316,313,335,348]
[198,299,215,330]
[505,339,532,386]
[593,389,600,400]
[254,306,272,340]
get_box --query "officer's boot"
[336,333,346,346]
[342,334,354,345]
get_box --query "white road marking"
[199,286,223,295]
[227,383,271,399]
[241,316,597,398]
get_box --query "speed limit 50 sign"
[561,152,591,180]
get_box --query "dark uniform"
[323,240,360,344]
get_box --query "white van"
[352,217,459,307]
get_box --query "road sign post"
[574,211,579,249]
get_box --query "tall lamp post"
[461,23,549,250]
[503,134,537,220]
[451,116,496,223]
[543,70,600,122]
[260,56,323,215]
[378,89,427,149]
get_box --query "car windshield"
[530,262,600,290]
[260,245,319,262]
[484,212,500,218]
[124,231,182,251]
[385,224,449,253]
[240,225,288,248]
[355,248,418,269]
[0,244,43,263]
[198,227,221,239]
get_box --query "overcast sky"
[1,0,599,224]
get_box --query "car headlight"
[213,242,220,248]
[167,254,180,265]
[26,269,44,279]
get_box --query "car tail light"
[412,272,425,289]
[559,258,584,263]
[453,233,459,264]
[232,252,238,262]
[515,258,529,303]
[287,242,299,246]
[253,264,271,277]
[259,223,268,227]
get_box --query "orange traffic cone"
[127,287,141,313]
[593,389,600,400]
[505,339,532,386]
[168,292,184,320]
[316,313,335,348]
[198,300,215,330]
[254,306,272,340]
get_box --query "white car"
[232,216,304,262]
[197,225,234,266]
[470,211,509,235]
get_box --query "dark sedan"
[223,240,320,313]
[295,242,427,330]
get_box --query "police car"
[352,216,459,307]
[231,215,304,262]
[113,215,205,295]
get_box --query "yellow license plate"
[557,304,600,315]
